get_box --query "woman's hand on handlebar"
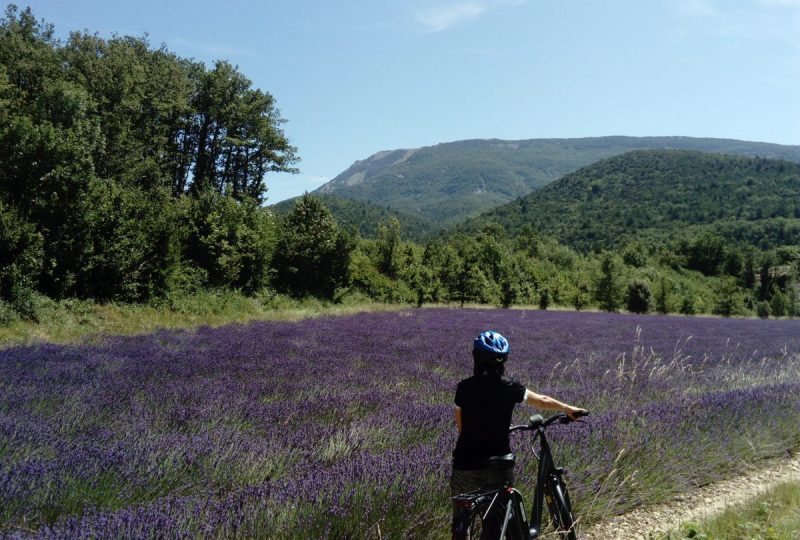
[565,407,589,421]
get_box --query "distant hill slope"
[271,194,435,241]
[315,136,800,227]
[468,150,800,251]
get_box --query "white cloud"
[416,3,486,32]
[414,0,527,32]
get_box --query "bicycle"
[451,411,589,540]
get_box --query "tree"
[190,61,298,201]
[622,241,648,268]
[595,252,623,312]
[377,216,402,278]
[769,288,787,318]
[272,195,353,298]
[183,190,276,294]
[571,282,590,311]
[0,200,43,316]
[742,252,756,289]
[684,233,726,275]
[712,278,746,318]
[679,296,696,315]
[655,277,671,314]
[758,254,774,301]
[538,287,550,310]
[626,280,652,314]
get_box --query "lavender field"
[2,309,800,539]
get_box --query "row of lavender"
[2,309,799,538]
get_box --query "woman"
[450,331,587,522]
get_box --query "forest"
[1,5,798,323]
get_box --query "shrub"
[538,288,550,310]
[770,290,787,318]
[679,296,696,315]
[622,242,648,268]
[571,283,590,311]
[626,280,652,314]
[756,301,770,319]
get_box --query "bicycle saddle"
[485,453,515,469]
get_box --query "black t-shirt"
[452,374,527,470]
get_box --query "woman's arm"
[454,406,462,433]
[524,389,587,419]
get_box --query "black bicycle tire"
[464,500,490,539]
[546,479,577,540]
[458,498,520,540]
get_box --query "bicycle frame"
[528,424,559,539]
[452,412,586,540]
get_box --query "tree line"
[274,195,798,319]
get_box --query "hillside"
[271,194,435,240]
[468,150,800,251]
[316,137,800,227]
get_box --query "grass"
[0,289,409,348]
[660,481,800,540]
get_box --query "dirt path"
[583,453,800,540]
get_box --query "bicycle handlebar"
[509,410,589,434]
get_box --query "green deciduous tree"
[713,278,746,317]
[182,190,276,294]
[272,195,353,299]
[190,61,298,201]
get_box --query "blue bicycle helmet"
[473,330,510,359]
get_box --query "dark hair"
[472,349,506,377]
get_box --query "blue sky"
[22,0,800,202]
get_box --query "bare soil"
[583,453,800,540]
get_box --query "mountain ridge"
[465,149,800,251]
[314,136,800,227]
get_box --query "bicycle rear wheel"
[546,478,577,540]
[460,499,511,540]
[453,500,488,540]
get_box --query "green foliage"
[538,288,550,310]
[376,217,402,278]
[0,201,43,311]
[683,233,726,276]
[679,296,696,315]
[470,150,800,253]
[595,252,623,312]
[655,277,671,314]
[626,280,652,314]
[713,278,747,318]
[182,191,276,294]
[622,241,648,268]
[757,301,771,319]
[571,282,591,311]
[271,194,434,241]
[769,289,787,318]
[272,195,353,299]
